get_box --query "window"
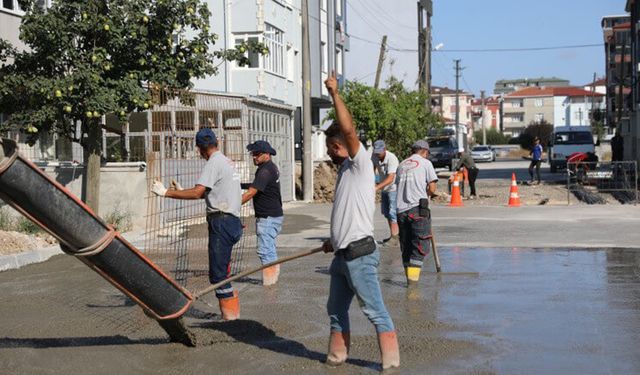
[234,35,261,68]
[321,41,328,74]
[286,45,295,81]
[264,24,285,76]
[534,98,543,107]
[511,100,523,108]
[534,113,544,122]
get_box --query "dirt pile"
[0,230,57,255]
[313,161,338,203]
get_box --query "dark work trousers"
[207,213,243,299]
[398,207,432,268]
[528,160,541,182]
[468,167,479,196]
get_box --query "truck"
[548,126,595,173]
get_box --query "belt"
[208,211,232,218]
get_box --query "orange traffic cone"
[508,173,521,207]
[449,174,463,207]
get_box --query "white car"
[471,145,495,162]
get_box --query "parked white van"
[548,126,595,172]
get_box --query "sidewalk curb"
[0,245,62,272]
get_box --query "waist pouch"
[340,236,376,261]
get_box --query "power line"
[349,0,415,44]
[388,43,602,53]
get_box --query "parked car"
[471,145,495,162]
[428,136,458,170]
[548,126,595,173]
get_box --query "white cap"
[458,147,465,153]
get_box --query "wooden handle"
[195,246,324,299]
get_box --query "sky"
[345,0,627,97]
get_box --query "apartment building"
[602,15,632,131]
[494,77,570,96]
[431,86,473,128]
[622,3,640,165]
[503,87,605,137]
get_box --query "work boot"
[262,264,280,286]
[405,266,421,284]
[377,331,400,369]
[326,330,350,366]
[219,291,240,321]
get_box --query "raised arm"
[325,72,360,158]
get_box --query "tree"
[0,0,264,213]
[326,77,443,159]
[520,120,553,150]
[472,128,509,145]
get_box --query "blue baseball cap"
[195,128,217,147]
[373,140,386,153]
[247,140,276,155]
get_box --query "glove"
[170,178,183,191]
[151,180,168,196]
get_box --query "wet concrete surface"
[2,204,640,374]
[1,241,640,374]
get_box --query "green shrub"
[15,217,41,234]
[105,204,133,233]
[0,209,13,231]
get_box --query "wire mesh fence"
[567,161,638,204]
[142,89,294,299]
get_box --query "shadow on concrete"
[0,335,166,348]
[198,319,379,370]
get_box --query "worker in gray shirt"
[454,147,479,199]
[396,140,438,284]
[151,128,243,321]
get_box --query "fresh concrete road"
[1,202,639,374]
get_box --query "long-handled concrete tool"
[430,234,442,273]
[194,246,324,299]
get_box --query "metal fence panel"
[567,161,638,204]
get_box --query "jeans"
[529,160,541,182]
[256,216,283,264]
[207,213,243,299]
[398,207,432,268]
[381,191,398,223]
[326,248,395,334]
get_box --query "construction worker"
[454,147,479,198]
[151,128,242,321]
[611,129,624,162]
[528,137,543,185]
[371,140,400,246]
[241,140,283,286]
[396,140,438,284]
[322,72,400,370]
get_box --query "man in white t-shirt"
[151,128,243,321]
[395,140,438,284]
[321,73,399,370]
[372,140,400,246]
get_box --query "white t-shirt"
[396,153,439,213]
[372,150,399,192]
[330,143,375,250]
[196,151,242,217]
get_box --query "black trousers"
[528,160,541,182]
[468,167,479,196]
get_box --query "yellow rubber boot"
[326,331,350,366]
[219,291,240,321]
[406,266,421,284]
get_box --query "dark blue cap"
[246,140,276,155]
[195,128,217,147]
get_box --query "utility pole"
[301,0,313,202]
[374,35,387,89]
[454,59,465,150]
[417,0,433,110]
[481,90,487,145]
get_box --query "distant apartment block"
[470,96,500,133]
[494,77,570,96]
[431,86,473,128]
[602,14,632,132]
[502,87,605,137]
